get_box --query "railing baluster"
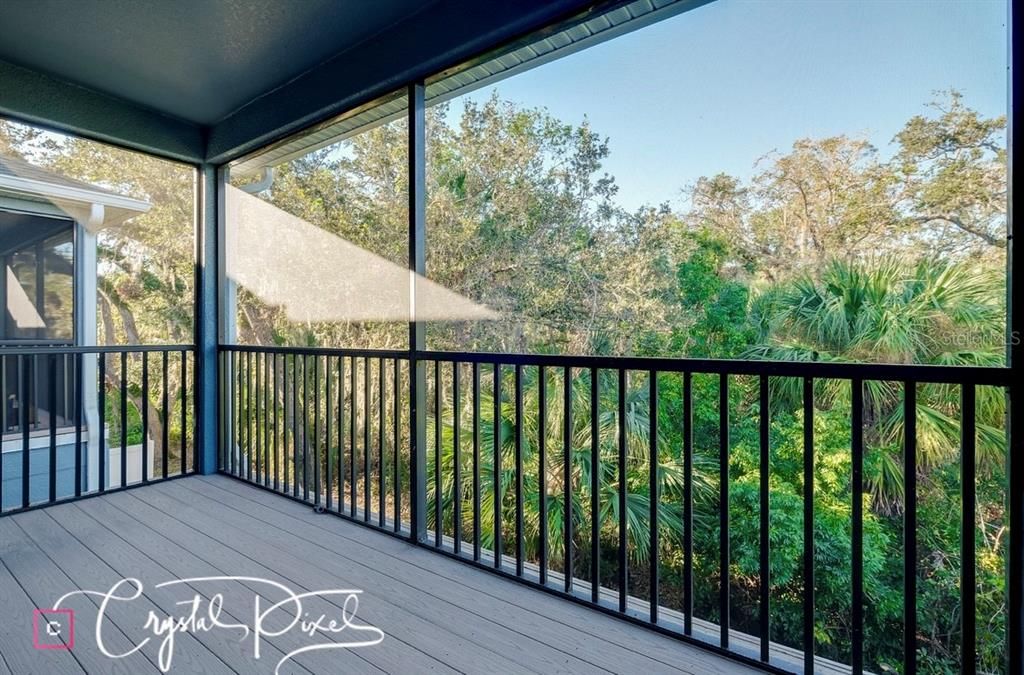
[302,354,310,501]
[181,350,188,474]
[905,380,917,675]
[242,351,248,481]
[74,353,83,497]
[20,355,30,505]
[473,361,481,560]
[265,351,271,487]
[293,353,300,498]
[515,363,524,576]
[649,370,658,623]
[283,353,290,491]
[217,352,224,472]
[618,368,628,613]
[237,352,243,479]
[120,351,128,487]
[142,353,149,482]
[683,370,693,635]
[231,351,236,476]
[494,363,502,569]
[364,356,370,520]
[803,376,815,674]
[287,352,292,489]
[255,350,262,484]
[249,351,255,482]
[720,372,730,648]
[162,350,169,479]
[590,366,599,604]
[326,356,333,510]
[48,353,58,502]
[760,374,771,661]
[453,362,462,553]
[338,356,345,512]
[564,366,573,593]
[394,358,401,532]
[259,350,265,482]
[244,348,250,481]
[851,378,864,674]
[379,357,385,527]
[226,352,232,473]
[435,359,442,545]
[314,355,321,505]
[273,354,280,491]
[98,353,106,492]
[961,383,976,675]
[538,365,548,586]
[350,355,356,517]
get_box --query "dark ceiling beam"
[0,59,205,164]
[205,0,599,165]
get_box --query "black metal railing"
[219,345,410,533]
[0,344,196,514]
[219,345,1014,674]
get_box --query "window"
[1,212,74,343]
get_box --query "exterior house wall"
[1,431,154,510]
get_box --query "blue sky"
[453,0,1009,211]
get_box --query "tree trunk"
[98,291,167,460]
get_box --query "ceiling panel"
[0,0,430,125]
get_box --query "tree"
[894,90,1008,257]
[747,257,1006,508]
[429,367,717,570]
[685,92,1008,285]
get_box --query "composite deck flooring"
[0,475,757,674]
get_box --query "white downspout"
[81,203,102,491]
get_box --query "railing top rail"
[0,344,194,355]
[416,350,1011,385]
[220,344,409,359]
[219,344,1011,386]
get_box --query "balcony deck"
[0,475,756,675]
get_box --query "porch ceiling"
[0,0,600,164]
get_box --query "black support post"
[408,81,427,544]
[196,164,218,474]
[1006,5,1021,671]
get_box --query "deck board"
[187,476,747,673]
[161,480,663,674]
[0,475,758,674]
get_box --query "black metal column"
[408,81,428,544]
[196,164,219,474]
[1006,4,1021,672]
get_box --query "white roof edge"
[0,173,151,214]
[230,0,706,178]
